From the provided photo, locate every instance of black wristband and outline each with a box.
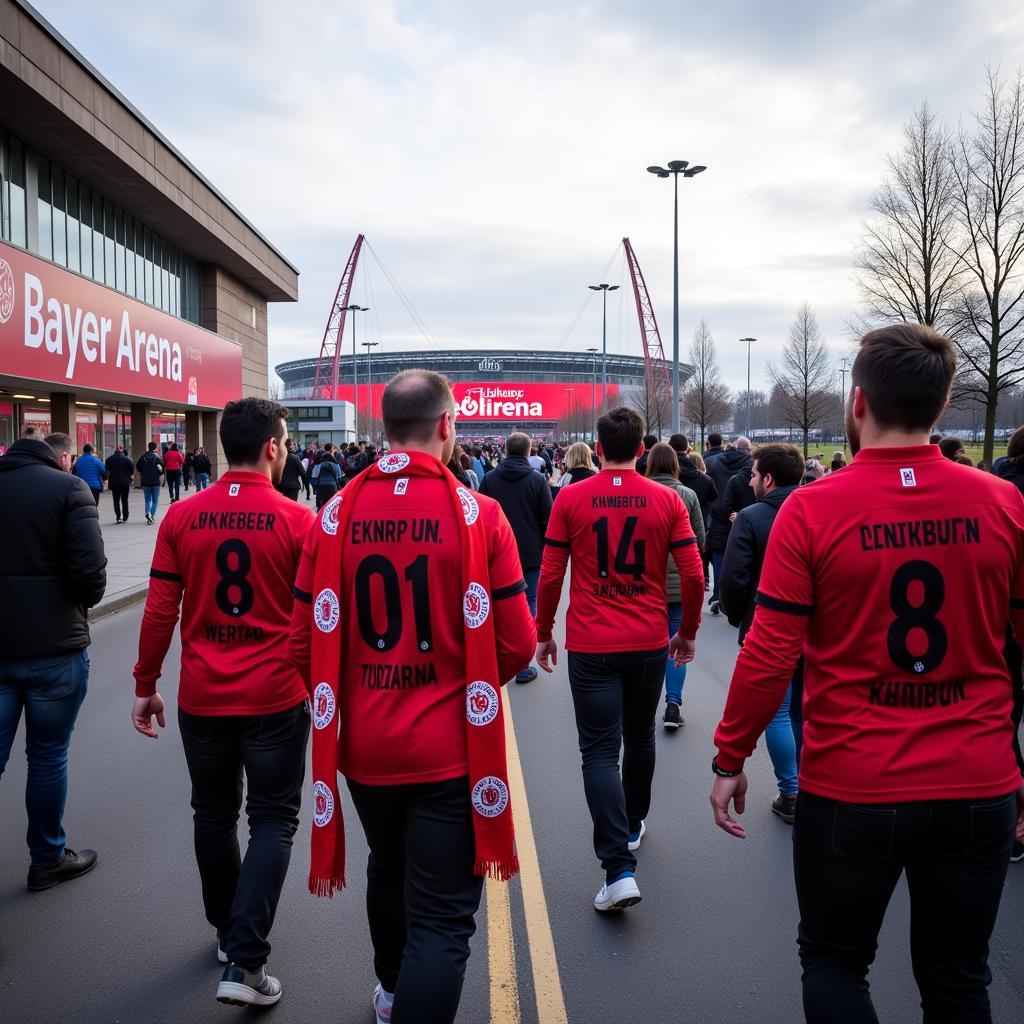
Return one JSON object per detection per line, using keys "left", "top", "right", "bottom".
{"left": 712, "top": 756, "right": 741, "bottom": 778}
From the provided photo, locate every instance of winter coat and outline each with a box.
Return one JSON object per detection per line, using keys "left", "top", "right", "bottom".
{"left": 995, "top": 456, "right": 1024, "bottom": 496}
{"left": 72, "top": 452, "right": 108, "bottom": 491}
{"left": 104, "top": 451, "right": 135, "bottom": 488}
{"left": 192, "top": 453, "right": 212, "bottom": 476}
{"left": 0, "top": 439, "right": 107, "bottom": 657}
{"left": 478, "top": 455, "right": 552, "bottom": 571}
{"left": 651, "top": 473, "right": 706, "bottom": 604}
{"left": 278, "top": 453, "right": 308, "bottom": 491}
{"left": 136, "top": 450, "right": 164, "bottom": 487}
{"left": 719, "top": 484, "right": 798, "bottom": 643}
{"left": 705, "top": 449, "right": 754, "bottom": 553}
{"left": 677, "top": 458, "right": 718, "bottom": 527}
{"left": 163, "top": 449, "right": 184, "bottom": 473}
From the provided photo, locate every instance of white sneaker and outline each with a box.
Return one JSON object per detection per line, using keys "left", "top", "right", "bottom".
{"left": 627, "top": 820, "right": 646, "bottom": 851}
{"left": 373, "top": 983, "right": 394, "bottom": 1023}
{"left": 217, "top": 945, "right": 227, "bottom": 964}
{"left": 594, "top": 874, "right": 642, "bottom": 912}
{"left": 216, "top": 964, "right": 283, "bottom": 1007}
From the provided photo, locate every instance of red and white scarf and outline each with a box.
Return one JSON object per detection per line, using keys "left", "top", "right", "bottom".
{"left": 306, "top": 450, "right": 519, "bottom": 897}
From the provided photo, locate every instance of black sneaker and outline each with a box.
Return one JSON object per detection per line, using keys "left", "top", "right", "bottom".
{"left": 709, "top": 599, "right": 720, "bottom": 616}
{"left": 771, "top": 793, "right": 797, "bottom": 825}
{"left": 216, "top": 964, "right": 283, "bottom": 1007}
{"left": 1011, "top": 841, "right": 1024, "bottom": 863}
{"left": 516, "top": 667, "right": 538, "bottom": 684}
{"left": 27, "top": 847, "right": 98, "bottom": 891}
{"left": 663, "top": 702, "right": 684, "bottom": 730}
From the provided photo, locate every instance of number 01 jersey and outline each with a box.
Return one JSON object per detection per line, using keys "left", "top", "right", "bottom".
{"left": 134, "top": 471, "right": 314, "bottom": 715}
{"left": 715, "top": 445, "right": 1024, "bottom": 802}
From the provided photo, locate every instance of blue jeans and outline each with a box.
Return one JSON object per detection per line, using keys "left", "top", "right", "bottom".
{"left": 0, "top": 650, "right": 90, "bottom": 866}
{"left": 710, "top": 550, "right": 724, "bottom": 603}
{"left": 765, "top": 682, "right": 798, "bottom": 796}
{"left": 143, "top": 485, "right": 161, "bottom": 517}
{"left": 664, "top": 602, "right": 687, "bottom": 704}
{"left": 195, "top": 472, "right": 210, "bottom": 490}
{"left": 516, "top": 568, "right": 540, "bottom": 681}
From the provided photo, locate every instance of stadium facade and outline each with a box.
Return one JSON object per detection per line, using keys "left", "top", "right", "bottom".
{"left": 276, "top": 349, "right": 692, "bottom": 441}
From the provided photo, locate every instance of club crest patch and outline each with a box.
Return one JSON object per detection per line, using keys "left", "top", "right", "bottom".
{"left": 229, "top": 483, "right": 241, "bottom": 496}
{"left": 900, "top": 468, "right": 916, "bottom": 488}
{"left": 312, "top": 682, "right": 336, "bottom": 729}
{"left": 463, "top": 582, "right": 490, "bottom": 629}
{"left": 394, "top": 478, "right": 409, "bottom": 495}
{"left": 314, "top": 588, "right": 340, "bottom": 633}
{"left": 378, "top": 452, "right": 410, "bottom": 473}
{"left": 457, "top": 486, "right": 480, "bottom": 526}
{"left": 320, "top": 493, "right": 343, "bottom": 535}
{"left": 466, "top": 680, "right": 499, "bottom": 727}
{"left": 312, "top": 781, "right": 335, "bottom": 827}
{"left": 472, "top": 776, "right": 509, "bottom": 818}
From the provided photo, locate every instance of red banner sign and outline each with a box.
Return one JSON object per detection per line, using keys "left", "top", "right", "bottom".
{"left": 0, "top": 241, "right": 243, "bottom": 408}
{"left": 324, "top": 381, "right": 619, "bottom": 421}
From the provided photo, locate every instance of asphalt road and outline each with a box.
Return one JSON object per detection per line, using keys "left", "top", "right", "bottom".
{"left": 1, "top": 602, "right": 1023, "bottom": 1023}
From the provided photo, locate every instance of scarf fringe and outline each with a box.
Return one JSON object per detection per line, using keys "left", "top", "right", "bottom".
{"left": 308, "top": 871, "right": 346, "bottom": 898}
{"left": 474, "top": 855, "right": 520, "bottom": 882}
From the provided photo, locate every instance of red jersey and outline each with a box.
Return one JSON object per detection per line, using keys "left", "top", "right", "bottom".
{"left": 536, "top": 468, "right": 704, "bottom": 652}
{"left": 163, "top": 449, "right": 184, "bottom": 472}
{"left": 134, "top": 471, "right": 313, "bottom": 715}
{"left": 714, "top": 445, "right": 1024, "bottom": 802}
{"left": 291, "top": 457, "right": 535, "bottom": 785}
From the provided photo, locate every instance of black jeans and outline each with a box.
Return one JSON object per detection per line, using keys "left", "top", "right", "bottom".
{"left": 178, "top": 702, "right": 309, "bottom": 971}
{"left": 166, "top": 470, "right": 181, "bottom": 501}
{"left": 567, "top": 646, "right": 668, "bottom": 880}
{"left": 1004, "top": 634, "right": 1024, "bottom": 773}
{"left": 110, "top": 485, "right": 129, "bottom": 521}
{"left": 794, "top": 790, "right": 1016, "bottom": 1024}
{"left": 315, "top": 484, "right": 337, "bottom": 510}
{"left": 279, "top": 486, "right": 300, "bottom": 502}
{"left": 347, "top": 775, "right": 483, "bottom": 1024}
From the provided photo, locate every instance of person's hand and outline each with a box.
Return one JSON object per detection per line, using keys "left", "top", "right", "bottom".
{"left": 536, "top": 640, "right": 558, "bottom": 673}
{"left": 729, "top": 511, "right": 738, "bottom": 523}
{"left": 669, "top": 632, "right": 696, "bottom": 666}
{"left": 710, "top": 772, "right": 749, "bottom": 839}
{"left": 1015, "top": 782, "right": 1024, "bottom": 842}
{"left": 132, "top": 694, "right": 166, "bottom": 739}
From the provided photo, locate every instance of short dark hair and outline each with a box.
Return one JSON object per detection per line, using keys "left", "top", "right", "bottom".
{"left": 220, "top": 397, "right": 289, "bottom": 465}
{"left": 598, "top": 406, "right": 644, "bottom": 463}
{"left": 1008, "top": 425, "right": 1024, "bottom": 461}
{"left": 170, "top": 443, "right": 179, "bottom": 451}
{"left": 938, "top": 436, "right": 964, "bottom": 460}
{"left": 708, "top": 432, "right": 723, "bottom": 448}
{"left": 643, "top": 434, "right": 658, "bottom": 450}
{"left": 148, "top": 441, "right": 158, "bottom": 451}
{"left": 82, "top": 443, "right": 93, "bottom": 454}
{"left": 753, "top": 443, "right": 805, "bottom": 487}
{"left": 646, "top": 442, "right": 680, "bottom": 478}
{"left": 853, "top": 324, "right": 955, "bottom": 431}
{"left": 382, "top": 369, "right": 454, "bottom": 444}
{"left": 929, "top": 432, "right": 942, "bottom": 445}
{"left": 506, "top": 431, "right": 531, "bottom": 458}
{"left": 668, "top": 433, "right": 689, "bottom": 453}
{"left": 44, "top": 432, "right": 73, "bottom": 458}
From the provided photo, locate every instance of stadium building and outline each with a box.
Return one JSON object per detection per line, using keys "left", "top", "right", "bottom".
{"left": 276, "top": 349, "right": 692, "bottom": 444}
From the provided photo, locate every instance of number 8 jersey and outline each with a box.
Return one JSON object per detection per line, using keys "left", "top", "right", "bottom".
{"left": 134, "top": 471, "right": 314, "bottom": 715}
{"left": 714, "top": 444, "right": 1024, "bottom": 802}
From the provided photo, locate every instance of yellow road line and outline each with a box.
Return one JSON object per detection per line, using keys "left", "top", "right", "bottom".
{"left": 502, "top": 698, "right": 569, "bottom": 1024}
{"left": 486, "top": 872, "right": 521, "bottom": 1023}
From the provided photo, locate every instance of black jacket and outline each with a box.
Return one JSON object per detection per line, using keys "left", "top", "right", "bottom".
{"left": 104, "top": 451, "right": 135, "bottom": 487}
{"left": 718, "top": 484, "right": 798, "bottom": 643}
{"left": 677, "top": 458, "right": 718, "bottom": 527}
{"left": 995, "top": 457, "right": 1024, "bottom": 496}
{"left": 193, "top": 453, "right": 212, "bottom": 476}
{"left": 0, "top": 440, "right": 107, "bottom": 657}
{"left": 136, "top": 450, "right": 164, "bottom": 486}
{"left": 705, "top": 449, "right": 754, "bottom": 553}
{"left": 278, "top": 452, "right": 308, "bottom": 491}
{"left": 479, "top": 455, "right": 552, "bottom": 571}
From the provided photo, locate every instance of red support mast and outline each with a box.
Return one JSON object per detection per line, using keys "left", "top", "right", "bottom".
{"left": 622, "top": 237, "right": 674, "bottom": 431}
{"left": 310, "top": 234, "right": 365, "bottom": 399}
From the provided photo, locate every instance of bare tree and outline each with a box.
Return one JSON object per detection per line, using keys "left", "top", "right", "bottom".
{"left": 853, "top": 102, "right": 965, "bottom": 336}
{"left": 949, "top": 68, "right": 1024, "bottom": 463}
{"left": 769, "top": 303, "right": 834, "bottom": 455}
{"left": 682, "top": 319, "right": 731, "bottom": 446}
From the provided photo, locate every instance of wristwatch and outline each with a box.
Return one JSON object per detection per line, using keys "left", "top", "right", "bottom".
{"left": 712, "top": 756, "right": 741, "bottom": 778}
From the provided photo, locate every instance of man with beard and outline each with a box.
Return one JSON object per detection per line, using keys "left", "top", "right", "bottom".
{"left": 130, "top": 399, "right": 314, "bottom": 1008}
{"left": 711, "top": 324, "right": 1024, "bottom": 1023}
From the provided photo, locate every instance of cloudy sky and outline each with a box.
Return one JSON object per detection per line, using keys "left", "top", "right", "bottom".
{"left": 33, "top": 0, "right": 1024, "bottom": 393}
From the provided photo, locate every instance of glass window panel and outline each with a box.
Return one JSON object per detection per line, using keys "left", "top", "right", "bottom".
{"left": 36, "top": 156, "right": 52, "bottom": 261}
{"left": 79, "top": 183, "right": 92, "bottom": 278}
{"left": 66, "top": 174, "right": 80, "bottom": 273}
{"left": 103, "top": 200, "right": 114, "bottom": 287}
{"left": 144, "top": 228, "right": 154, "bottom": 305}
{"left": 114, "top": 207, "right": 125, "bottom": 292}
{"left": 51, "top": 166, "right": 66, "bottom": 267}
{"left": 9, "top": 136, "right": 26, "bottom": 248}
{"left": 134, "top": 222, "right": 144, "bottom": 301}
{"left": 1, "top": 131, "right": 8, "bottom": 241}
{"left": 92, "top": 194, "right": 103, "bottom": 282}
{"left": 160, "top": 239, "right": 170, "bottom": 313}
{"left": 124, "top": 216, "right": 135, "bottom": 297}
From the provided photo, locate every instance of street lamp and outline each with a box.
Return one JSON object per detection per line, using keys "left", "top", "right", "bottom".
{"left": 363, "top": 341, "right": 379, "bottom": 445}
{"left": 563, "top": 386, "right": 576, "bottom": 444}
{"left": 588, "top": 283, "right": 619, "bottom": 410}
{"left": 341, "top": 304, "right": 368, "bottom": 438}
{"left": 838, "top": 357, "right": 850, "bottom": 452}
{"left": 740, "top": 337, "right": 756, "bottom": 437}
{"left": 586, "top": 347, "right": 598, "bottom": 441}
{"left": 646, "top": 159, "right": 707, "bottom": 433}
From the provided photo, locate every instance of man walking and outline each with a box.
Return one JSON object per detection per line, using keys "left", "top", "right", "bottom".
{"left": 711, "top": 324, "right": 1024, "bottom": 1023}
{"left": 72, "top": 443, "right": 108, "bottom": 505}
{"left": 193, "top": 447, "right": 212, "bottom": 490}
{"left": 535, "top": 406, "right": 704, "bottom": 911}
{"left": 105, "top": 444, "right": 135, "bottom": 524}
{"left": 479, "top": 431, "right": 552, "bottom": 683}
{"left": 705, "top": 436, "right": 753, "bottom": 614}
{"left": 163, "top": 443, "right": 184, "bottom": 502}
{"left": 0, "top": 431, "right": 106, "bottom": 891}
{"left": 276, "top": 439, "right": 308, "bottom": 502}
{"left": 131, "top": 399, "right": 314, "bottom": 1008}
{"left": 291, "top": 369, "right": 534, "bottom": 1024}
{"left": 136, "top": 441, "right": 164, "bottom": 524}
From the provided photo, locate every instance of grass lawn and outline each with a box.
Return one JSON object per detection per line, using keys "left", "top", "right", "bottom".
{"left": 804, "top": 443, "right": 1002, "bottom": 467}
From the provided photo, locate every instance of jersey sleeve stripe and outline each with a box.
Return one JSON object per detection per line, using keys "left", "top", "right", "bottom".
{"left": 1012, "top": 598, "right": 1024, "bottom": 609}
{"left": 756, "top": 591, "right": 813, "bottom": 616}
{"left": 492, "top": 579, "right": 528, "bottom": 601}
{"left": 669, "top": 537, "right": 698, "bottom": 549}
{"left": 292, "top": 585, "right": 313, "bottom": 604}
{"left": 544, "top": 537, "right": 570, "bottom": 549}
{"left": 149, "top": 568, "right": 182, "bottom": 582}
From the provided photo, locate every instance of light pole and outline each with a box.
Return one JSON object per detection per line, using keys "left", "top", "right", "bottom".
{"left": 740, "top": 337, "right": 756, "bottom": 437}
{"left": 363, "top": 341, "right": 379, "bottom": 445}
{"left": 563, "top": 386, "right": 576, "bottom": 444}
{"left": 646, "top": 159, "right": 707, "bottom": 433}
{"left": 838, "top": 357, "right": 849, "bottom": 452}
{"left": 586, "top": 347, "right": 598, "bottom": 441}
{"left": 588, "top": 283, "right": 619, "bottom": 410}
{"left": 341, "top": 304, "right": 368, "bottom": 438}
